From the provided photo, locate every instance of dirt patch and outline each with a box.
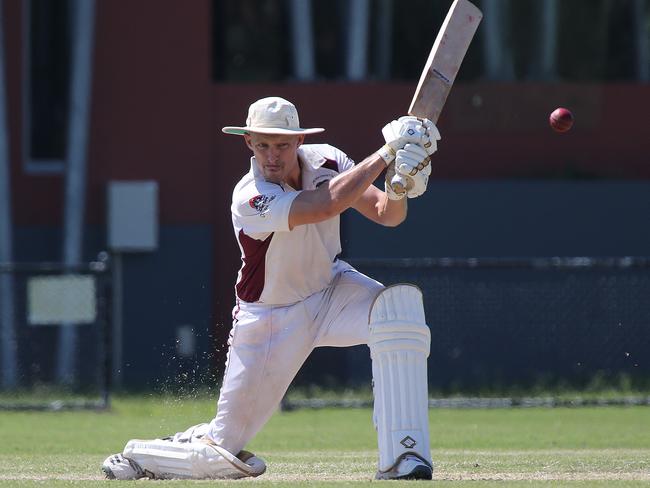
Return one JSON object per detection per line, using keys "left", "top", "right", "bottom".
{"left": 3, "top": 471, "right": 649, "bottom": 483}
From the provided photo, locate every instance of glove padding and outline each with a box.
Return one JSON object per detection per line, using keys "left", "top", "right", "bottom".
{"left": 414, "top": 117, "right": 441, "bottom": 156}
{"left": 379, "top": 116, "right": 438, "bottom": 164}
{"left": 392, "top": 143, "right": 431, "bottom": 199}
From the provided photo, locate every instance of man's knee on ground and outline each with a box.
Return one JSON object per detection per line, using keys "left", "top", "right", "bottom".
{"left": 123, "top": 437, "right": 266, "bottom": 480}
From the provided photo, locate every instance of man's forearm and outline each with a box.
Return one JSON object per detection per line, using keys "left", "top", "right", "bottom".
{"left": 377, "top": 191, "right": 407, "bottom": 226}
{"left": 323, "top": 152, "right": 387, "bottom": 215}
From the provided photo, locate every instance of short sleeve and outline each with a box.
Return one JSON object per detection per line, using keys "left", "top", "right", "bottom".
{"left": 338, "top": 154, "right": 355, "bottom": 173}
{"left": 232, "top": 188, "right": 301, "bottom": 234}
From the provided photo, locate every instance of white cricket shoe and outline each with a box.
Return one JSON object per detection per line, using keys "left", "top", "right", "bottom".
{"left": 102, "top": 453, "right": 147, "bottom": 480}
{"left": 375, "top": 454, "right": 433, "bottom": 480}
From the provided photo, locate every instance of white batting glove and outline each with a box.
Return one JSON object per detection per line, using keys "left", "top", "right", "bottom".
{"left": 377, "top": 116, "right": 428, "bottom": 165}
{"left": 401, "top": 116, "right": 441, "bottom": 156}
{"left": 394, "top": 143, "right": 432, "bottom": 198}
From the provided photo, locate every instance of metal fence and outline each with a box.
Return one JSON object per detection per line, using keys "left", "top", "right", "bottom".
{"left": 291, "top": 256, "right": 650, "bottom": 399}
{"left": 0, "top": 253, "right": 111, "bottom": 410}
{"left": 349, "top": 257, "right": 650, "bottom": 392}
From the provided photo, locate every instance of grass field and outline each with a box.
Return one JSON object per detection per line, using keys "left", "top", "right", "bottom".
{"left": 0, "top": 395, "right": 649, "bottom": 487}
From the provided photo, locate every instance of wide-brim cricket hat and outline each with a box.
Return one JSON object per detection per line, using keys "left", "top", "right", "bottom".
{"left": 222, "top": 97, "right": 325, "bottom": 136}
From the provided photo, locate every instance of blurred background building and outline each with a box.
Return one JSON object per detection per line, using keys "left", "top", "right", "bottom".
{"left": 0, "top": 0, "right": 649, "bottom": 396}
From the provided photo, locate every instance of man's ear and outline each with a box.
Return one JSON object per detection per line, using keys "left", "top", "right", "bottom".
{"left": 296, "top": 135, "right": 305, "bottom": 148}
{"left": 244, "top": 134, "right": 253, "bottom": 150}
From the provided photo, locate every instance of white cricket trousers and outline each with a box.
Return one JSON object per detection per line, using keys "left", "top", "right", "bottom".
{"left": 208, "top": 261, "right": 383, "bottom": 454}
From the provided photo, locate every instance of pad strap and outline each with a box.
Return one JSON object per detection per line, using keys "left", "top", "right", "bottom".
{"left": 123, "top": 436, "right": 266, "bottom": 479}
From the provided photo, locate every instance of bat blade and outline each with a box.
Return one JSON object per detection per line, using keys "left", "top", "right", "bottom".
{"left": 408, "top": 0, "right": 483, "bottom": 122}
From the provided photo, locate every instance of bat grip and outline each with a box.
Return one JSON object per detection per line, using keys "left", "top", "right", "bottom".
{"left": 390, "top": 173, "right": 408, "bottom": 195}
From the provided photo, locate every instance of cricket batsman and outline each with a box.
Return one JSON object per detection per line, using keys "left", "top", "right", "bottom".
{"left": 102, "top": 97, "right": 440, "bottom": 480}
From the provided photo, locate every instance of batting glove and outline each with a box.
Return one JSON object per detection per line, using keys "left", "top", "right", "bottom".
{"left": 404, "top": 117, "right": 440, "bottom": 156}
{"left": 377, "top": 116, "right": 428, "bottom": 165}
{"left": 394, "top": 143, "right": 432, "bottom": 199}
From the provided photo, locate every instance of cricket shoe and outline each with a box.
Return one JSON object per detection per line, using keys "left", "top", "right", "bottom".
{"left": 375, "top": 453, "right": 433, "bottom": 480}
{"left": 102, "top": 453, "right": 147, "bottom": 480}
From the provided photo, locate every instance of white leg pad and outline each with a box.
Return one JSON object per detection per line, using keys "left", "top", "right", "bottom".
{"left": 122, "top": 425, "right": 266, "bottom": 480}
{"left": 369, "top": 284, "right": 432, "bottom": 472}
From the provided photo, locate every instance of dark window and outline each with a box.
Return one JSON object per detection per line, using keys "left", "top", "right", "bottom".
{"left": 603, "top": 0, "right": 639, "bottom": 80}
{"left": 312, "top": 0, "right": 345, "bottom": 79}
{"left": 27, "top": 0, "right": 71, "bottom": 165}
{"left": 557, "top": 0, "right": 613, "bottom": 80}
{"left": 211, "top": 0, "right": 643, "bottom": 83}
{"left": 212, "top": 0, "right": 289, "bottom": 81}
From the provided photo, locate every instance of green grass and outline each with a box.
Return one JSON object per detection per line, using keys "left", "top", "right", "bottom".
{"left": 0, "top": 395, "right": 649, "bottom": 486}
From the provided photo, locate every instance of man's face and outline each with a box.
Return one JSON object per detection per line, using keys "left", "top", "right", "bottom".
{"left": 244, "top": 132, "right": 304, "bottom": 184}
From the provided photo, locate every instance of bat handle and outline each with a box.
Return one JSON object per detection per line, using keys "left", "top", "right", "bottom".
{"left": 390, "top": 173, "right": 408, "bottom": 195}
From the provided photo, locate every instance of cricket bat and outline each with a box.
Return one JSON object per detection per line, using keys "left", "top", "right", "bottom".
{"left": 391, "top": 0, "right": 482, "bottom": 193}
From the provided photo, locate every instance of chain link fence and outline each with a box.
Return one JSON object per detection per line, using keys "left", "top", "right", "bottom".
{"left": 286, "top": 257, "right": 650, "bottom": 408}
{"left": 0, "top": 254, "right": 111, "bottom": 410}
{"left": 349, "top": 257, "right": 650, "bottom": 392}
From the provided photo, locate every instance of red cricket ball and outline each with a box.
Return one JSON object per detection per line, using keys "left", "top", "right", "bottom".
{"left": 549, "top": 107, "right": 574, "bottom": 133}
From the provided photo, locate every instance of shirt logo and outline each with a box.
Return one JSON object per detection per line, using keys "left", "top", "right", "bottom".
{"left": 249, "top": 194, "right": 276, "bottom": 216}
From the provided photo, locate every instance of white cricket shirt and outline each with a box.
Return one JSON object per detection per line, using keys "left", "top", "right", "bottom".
{"left": 231, "top": 144, "right": 355, "bottom": 305}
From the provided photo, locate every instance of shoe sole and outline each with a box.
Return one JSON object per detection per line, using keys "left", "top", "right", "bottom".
{"left": 101, "top": 466, "right": 116, "bottom": 480}
{"left": 396, "top": 465, "right": 433, "bottom": 480}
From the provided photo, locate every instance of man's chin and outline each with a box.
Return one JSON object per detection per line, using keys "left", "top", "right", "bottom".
{"left": 263, "top": 172, "right": 283, "bottom": 184}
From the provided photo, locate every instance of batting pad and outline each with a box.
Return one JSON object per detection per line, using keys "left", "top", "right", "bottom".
{"left": 368, "top": 284, "right": 432, "bottom": 472}
{"left": 123, "top": 437, "right": 266, "bottom": 479}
